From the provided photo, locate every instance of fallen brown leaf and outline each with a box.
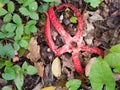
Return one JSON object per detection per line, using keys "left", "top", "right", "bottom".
{"left": 27, "top": 37, "right": 41, "bottom": 62}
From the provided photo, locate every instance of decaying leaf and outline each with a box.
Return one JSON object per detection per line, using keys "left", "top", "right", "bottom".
{"left": 61, "top": 54, "right": 75, "bottom": 80}
{"left": 27, "top": 37, "right": 44, "bottom": 77}
{"left": 34, "top": 62, "right": 44, "bottom": 77}
{"left": 85, "top": 57, "right": 96, "bottom": 76}
{"left": 27, "top": 37, "right": 40, "bottom": 62}
{"left": 52, "top": 57, "right": 61, "bottom": 77}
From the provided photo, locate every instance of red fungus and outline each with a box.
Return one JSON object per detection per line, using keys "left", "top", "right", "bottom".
{"left": 44, "top": 4, "right": 104, "bottom": 74}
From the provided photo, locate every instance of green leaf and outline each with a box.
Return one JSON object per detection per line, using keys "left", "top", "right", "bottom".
{"left": 0, "top": 32, "right": 6, "bottom": 38}
{"left": 19, "top": 39, "right": 28, "bottom": 49}
{"left": 26, "top": 65, "right": 38, "bottom": 75}
{"left": 104, "top": 52, "right": 120, "bottom": 68}
{"left": 38, "top": 4, "right": 49, "bottom": 12}
{"left": 3, "top": 13, "right": 12, "bottom": 22}
{"left": 113, "top": 65, "right": 120, "bottom": 72}
{"left": 0, "top": 0, "right": 10, "bottom": 4}
{"left": 110, "top": 44, "right": 120, "bottom": 53}
{"left": 44, "top": 0, "right": 55, "bottom": 2}
{"left": 23, "top": 0, "right": 34, "bottom": 7}
{"left": 4, "top": 44, "right": 15, "bottom": 58}
{"left": 13, "top": 14, "right": 22, "bottom": 25}
{"left": 5, "top": 60, "right": 13, "bottom": 67}
{"left": 2, "top": 86, "right": 12, "bottom": 90}
{"left": 84, "top": 0, "right": 103, "bottom": 8}
{"left": 6, "top": 32, "right": 14, "bottom": 38}
{"left": 14, "top": 73, "right": 24, "bottom": 90}
{"left": 19, "top": 7, "right": 29, "bottom": 16}
{"left": 0, "top": 60, "right": 5, "bottom": 69}
{"left": 2, "top": 66, "right": 16, "bottom": 80}
{"left": 29, "top": 2, "right": 38, "bottom": 11}
{"left": 25, "top": 20, "right": 37, "bottom": 34}
{"left": 7, "top": 1, "right": 15, "bottom": 13}
{"left": 14, "top": 42, "right": 20, "bottom": 50}
{"left": 15, "top": 25, "right": 23, "bottom": 40}
{"left": 29, "top": 12, "right": 39, "bottom": 20}
{"left": 0, "top": 7, "right": 8, "bottom": 16}
{"left": 0, "top": 44, "right": 5, "bottom": 57}
{"left": 22, "top": 61, "right": 29, "bottom": 70}
{"left": 5, "top": 23, "right": 16, "bottom": 32}
{"left": 89, "top": 57, "right": 115, "bottom": 90}
{"left": 15, "top": 0, "right": 23, "bottom": 4}
{"left": 70, "top": 16, "right": 77, "bottom": 23}
{"left": 66, "top": 79, "right": 81, "bottom": 90}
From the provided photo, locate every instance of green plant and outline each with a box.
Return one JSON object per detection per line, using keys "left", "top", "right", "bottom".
{"left": 2, "top": 86, "right": 12, "bottom": 90}
{"left": 84, "top": 0, "right": 103, "bottom": 8}
{"left": 66, "top": 79, "right": 81, "bottom": 90}
{"left": 70, "top": 16, "right": 77, "bottom": 23}
{"left": 2, "top": 61, "right": 38, "bottom": 90}
{"left": 0, "top": 1, "right": 14, "bottom": 22}
{"left": 0, "top": 0, "right": 10, "bottom": 4}
{"left": 17, "top": 0, "right": 39, "bottom": 20}
{"left": 89, "top": 44, "right": 120, "bottom": 90}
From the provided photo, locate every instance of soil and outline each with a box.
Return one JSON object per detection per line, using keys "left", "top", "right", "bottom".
{"left": 0, "top": 0, "right": 120, "bottom": 90}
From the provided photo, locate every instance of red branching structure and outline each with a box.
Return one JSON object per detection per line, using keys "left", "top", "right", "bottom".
{"left": 44, "top": 4, "right": 104, "bottom": 74}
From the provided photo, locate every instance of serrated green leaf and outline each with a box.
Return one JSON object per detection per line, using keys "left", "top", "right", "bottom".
{"left": 22, "top": 61, "right": 29, "bottom": 70}
{"left": 84, "top": 0, "right": 103, "bottom": 8}
{"left": 23, "top": 0, "right": 34, "bottom": 7}
{"left": 7, "top": 1, "right": 15, "bottom": 13}
{"left": 29, "top": 2, "right": 38, "bottom": 11}
{"left": 44, "top": 0, "right": 55, "bottom": 2}
{"left": 66, "top": 79, "right": 81, "bottom": 90}
{"left": 19, "top": 7, "right": 29, "bottom": 16}
{"left": 15, "top": 25, "right": 23, "bottom": 40}
{"left": 5, "top": 23, "right": 16, "bottom": 32}
{"left": 25, "top": 20, "right": 37, "bottom": 34}
{"left": 2, "top": 66, "right": 16, "bottom": 80}
{"left": 4, "top": 44, "right": 15, "bottom": 58}
{"left": 14, "top": 42, "right": 20, "bottom": 50}
{"left": 19, "top": 39, "right": 28, "bottom": 49}
{"left": 6, "top": 32, "right": 14, "bottom": 38}
{"left": 29, "top": 12, "right": 39, "bottom": 20}
{"left": 0, "top": 60, "right": 5, "bottom": 69}
{"left": 0, "top": 0, "right": 10, "bottom": 4}
{"left": 13, "top": 14, "right": 22, "bottom": 25}
{"left": 0, "top": 7, "right": 8, "bottom": 16}
{"left": 5, "top": 60, "right": 13, "bottom": 67}
{"left": 14, "top": 73, "right": 23, "bottom": 90}
{"left": 26, "top": 65, "right": 37, "bottom": 75}
{"left": 2, "top": 86, "right": 12, "bottom": 90}
{"left": 3, "top": 13, "right": 12, "bottom": 22}
{"left": 0, "top": 32, "right": 6, "bottom": 38}
{"left": 89, "top": 57, "right": 115, "bottom": 90}
{"left": 0, "top": 44, "right": 5, "bottom": 57}
{"left": 38, "top": 4, "right": 49, "bottom": 12}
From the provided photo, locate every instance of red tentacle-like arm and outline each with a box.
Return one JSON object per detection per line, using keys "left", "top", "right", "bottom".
{"left": 44, "top": 3, "right": 104, "bottom": 74}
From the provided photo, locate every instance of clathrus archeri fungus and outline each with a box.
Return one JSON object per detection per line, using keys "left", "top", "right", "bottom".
{"left": 44, "top": 4, "right": 104, "bottom": 74}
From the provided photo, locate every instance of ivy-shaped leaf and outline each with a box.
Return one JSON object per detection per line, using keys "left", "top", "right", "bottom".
{"left": 89, "top": 57, "right": 115, "bottom": 90}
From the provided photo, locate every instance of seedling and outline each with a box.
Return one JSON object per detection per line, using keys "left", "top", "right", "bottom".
{"left": 18, "top": 0, "right": 39, "bottom": 20}
{"left": 44, "top": 3, "right": 104, "bottom": 74}
{"left": 0, "top": 1, "right": 14, "bottom": 22}
{"left": 66, "top": 79, "right": 81, "bottom": 90}
{"left": 2, "top": 61, "right": 38, "bottom": 90}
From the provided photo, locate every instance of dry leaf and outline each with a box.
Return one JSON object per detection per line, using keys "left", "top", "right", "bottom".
{"left": 85, "top": 57, "right": 96, "bottom": 76}
{"left": 27, "top": 37, "right": 40, "bottom": 62}
{"left": 35, "top": 62, "right": 44, "bottom": 77}
{"left": 52, "top": 57, "right": 61, "bottom": 77}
